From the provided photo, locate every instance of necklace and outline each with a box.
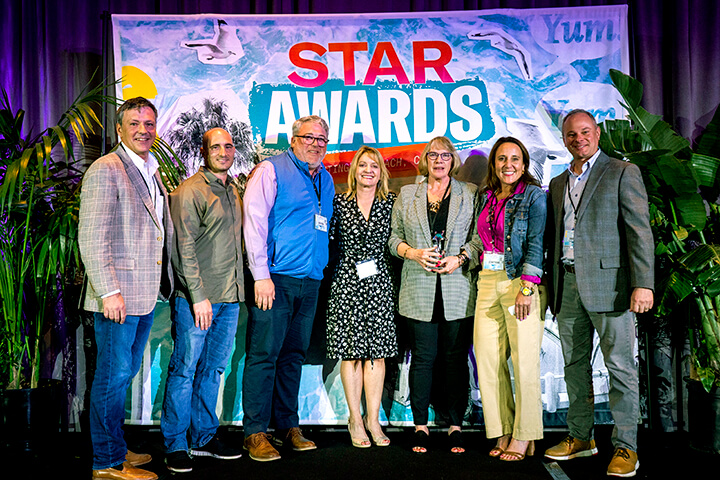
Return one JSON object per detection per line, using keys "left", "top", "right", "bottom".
{"left": 428, "top": 181, "right": 451, "bottom": 213}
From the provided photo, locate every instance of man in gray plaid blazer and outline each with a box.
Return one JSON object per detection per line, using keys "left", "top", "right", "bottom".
{"left": 544, "top": 109, "right": 654, "bottom": 478}
{"left": 80, "top": 97, "right": 173, "bottom": 480}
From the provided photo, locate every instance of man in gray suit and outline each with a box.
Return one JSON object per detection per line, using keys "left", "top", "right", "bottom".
{"left": 80, "top": 97, "right": 173, "bottom": 480}
{"left": 544, "top": 109, "right": 654, "bottom": 477}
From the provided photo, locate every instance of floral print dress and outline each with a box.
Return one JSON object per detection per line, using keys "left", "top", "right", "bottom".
{"left": 326, "top": 192, "right": 398, "bottom": 360}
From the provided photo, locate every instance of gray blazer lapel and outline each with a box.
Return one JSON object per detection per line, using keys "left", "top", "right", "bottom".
{"left": 445, "top": 178, "right": 462, "bottom": 240}
{"left": 576, "top": 152, "right": 610, "bottom": 221}
{"left": 117, "top": 147, "right": 162, "bottom": 230}
{"left": 413, "top": 180, "right": 432, "bottom": 245}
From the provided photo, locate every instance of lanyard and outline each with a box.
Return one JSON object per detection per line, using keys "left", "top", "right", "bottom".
{"left": 566, "top": 175, "right": 582, "bottom": 218}
{"left": 486, "top": 192, "right": 511, "bottom": 251}
{"left": 313, "top": 171, "right": 322, "bottom": 209}
{"left": 294, "top": 160, "right": 323, "bottom": 213}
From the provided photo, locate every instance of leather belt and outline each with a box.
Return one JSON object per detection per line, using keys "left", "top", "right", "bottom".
{"left": 563, "top": 263, "right": 576, "bottom": 274}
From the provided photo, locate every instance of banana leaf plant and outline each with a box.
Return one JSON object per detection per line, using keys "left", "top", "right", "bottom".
{"left": 600, "top": 68, "right": 720, "bottom": 392}
{"left": 0, "top": 80, "right": 185, "bottom": 390}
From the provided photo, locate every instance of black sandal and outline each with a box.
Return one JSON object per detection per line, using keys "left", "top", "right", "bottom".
{"left": 412, "top": 430, "right": 429, "bottom": 454}
{"left": 448, "top": 430, "right": 465, "bottom": 454}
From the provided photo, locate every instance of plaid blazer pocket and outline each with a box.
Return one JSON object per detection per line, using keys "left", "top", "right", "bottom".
{"left": 114, "top": 257, "right": 136, "bottom": 270}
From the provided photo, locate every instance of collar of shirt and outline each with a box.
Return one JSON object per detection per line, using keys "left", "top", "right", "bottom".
{"left": 288, "top": 147, "right": 326, "bottom": 179}
{"left": 199, "top": 165, "right": 234, "bottom": 188}
{"left": 121, "top": 142, "right": 159, "bottom": 180}
{"left": 484, "top": 180, "right": 527, "bottom": 201}
{"left": 567, "top": 148, "right": 601, "bottom": 183}
{"left": 121, "top": 143, "right": 164, "bottom": 233}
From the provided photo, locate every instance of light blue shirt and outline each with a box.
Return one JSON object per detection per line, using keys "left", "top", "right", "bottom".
{"left": 562, "top": 148, "right": 601, "bottom": 263}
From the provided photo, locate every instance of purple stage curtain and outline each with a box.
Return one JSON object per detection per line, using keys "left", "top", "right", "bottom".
{"left": 2, "top": 1, "right": 719, "bottom": 142}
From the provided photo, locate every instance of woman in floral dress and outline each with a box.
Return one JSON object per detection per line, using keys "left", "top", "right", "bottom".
{"left": 327, "top": 146, "right": 397, "bottom": 448}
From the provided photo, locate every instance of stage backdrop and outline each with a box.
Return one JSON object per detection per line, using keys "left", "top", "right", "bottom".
{"left": 111, "top": 6, "right": 631, "bottom": 427}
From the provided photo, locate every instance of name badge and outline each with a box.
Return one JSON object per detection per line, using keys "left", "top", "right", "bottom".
{"left": 314, "top": 214, "right": 328, "bottom": 232}
{"left": 482, "top": 251, "right": 505, "bottom": 271}
{"left": 563, "top": 229, "right": 574, "bottom": 248}
{"left": 355, "top": 259, "right": 379, "bottom": 279}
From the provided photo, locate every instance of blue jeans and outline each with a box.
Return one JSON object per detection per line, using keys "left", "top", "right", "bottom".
{"left": 161, "top": 296, "right": 239, "bottom": 453}
{"left": 90, "top": 310, "right": 155, "bottom": 470}
{"left": 242, "top": 274, "right": 320, "bottom": 436}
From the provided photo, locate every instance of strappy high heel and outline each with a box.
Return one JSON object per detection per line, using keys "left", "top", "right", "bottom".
{"left": 500, "top": 440, "right": 535, "bottom": 461}
{"left": 363, "top": 417, "right": 390, "bottom": 446}
{"left": 348, "top": 422, "right": 371, "bottom": 448}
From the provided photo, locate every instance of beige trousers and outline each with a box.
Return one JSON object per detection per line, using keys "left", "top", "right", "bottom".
{"left": 473, "top": 270, "right": 544, "bottom": 441}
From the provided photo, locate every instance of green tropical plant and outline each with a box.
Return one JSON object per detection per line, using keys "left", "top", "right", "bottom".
{"left": 600, "top": 68, "right": 720, "bottom": 392}
{"left": 0, "top": 81, "right": 115, "bottom": 389}
{"left": 0, "top": 80, "right": 185, "bottom": 390}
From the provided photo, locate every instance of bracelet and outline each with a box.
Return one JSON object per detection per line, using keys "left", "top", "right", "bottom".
{"left": 457, "top": 252, "right": 468, "bottom": 266}
{"left": 401, "top": 245, "right": 411, "bottom": 259}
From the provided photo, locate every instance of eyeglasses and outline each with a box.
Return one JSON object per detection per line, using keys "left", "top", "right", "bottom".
{"left": 427, "top": 152, "right": 453, "bottom": 162}
{"left": 295, "top": 135, "right": 329, "bottom": 147}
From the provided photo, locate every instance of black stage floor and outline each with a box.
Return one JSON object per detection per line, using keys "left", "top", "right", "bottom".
{"left": 6, "top": 425, "right": 720, "bottom": 479}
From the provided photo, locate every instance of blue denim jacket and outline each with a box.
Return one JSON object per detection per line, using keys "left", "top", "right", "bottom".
{"left": 478, "top": 184, "right": 547, "bottom": 281}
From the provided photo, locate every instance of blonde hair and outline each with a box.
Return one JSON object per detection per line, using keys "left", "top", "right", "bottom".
{"left": 417, "top": 136, "right": 461, "bottom": 177}
{"left": 345, "top": 146, "right": 390, "bottom": 201}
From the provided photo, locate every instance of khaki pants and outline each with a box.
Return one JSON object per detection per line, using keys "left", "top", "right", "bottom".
{"left": 473, "top": 270, "right": 544, "bottom": 441}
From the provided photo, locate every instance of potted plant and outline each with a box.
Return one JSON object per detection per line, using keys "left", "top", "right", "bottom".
{"left": 0, "top": 80, "right": 185, "bottom": 453}
{"left": 0, "top": 81, "right": 114, "bottom": 454}
{"left": 599, "top": 68, "right": 720, "bottom": 453}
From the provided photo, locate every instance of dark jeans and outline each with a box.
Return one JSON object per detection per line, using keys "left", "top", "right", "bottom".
{"left": 242, "top": 273, "right": 320, "bottom": 436}
{"left": 407, "top": 283, "right": 473, "bottom": 426}
{"left": 90, "top": 310, "right": 155, "bottom": 470}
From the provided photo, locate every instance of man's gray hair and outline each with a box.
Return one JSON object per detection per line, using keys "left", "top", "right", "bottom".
{"left": 292, "top": 115, "right": 329, "bottom": 137}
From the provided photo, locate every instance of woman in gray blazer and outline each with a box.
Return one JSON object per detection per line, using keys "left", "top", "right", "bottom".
{"left": 389, "top": 136, "right": 480, "bottom": 454}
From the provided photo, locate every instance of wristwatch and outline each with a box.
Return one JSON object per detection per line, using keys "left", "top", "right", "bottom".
{"left": 520, "top": 285, "right": 535, "bottom": 296}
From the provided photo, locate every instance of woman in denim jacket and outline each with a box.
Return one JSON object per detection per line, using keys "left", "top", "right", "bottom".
{"left": 473, "top": 136, "right": 547, "bottom": 462}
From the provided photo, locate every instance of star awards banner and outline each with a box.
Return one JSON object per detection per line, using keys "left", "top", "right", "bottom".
{"left": 113, "top": 6, "right": 628, "bottom": 188}
{"left": 112, "top": 5, "right": 628, "bottom": 426}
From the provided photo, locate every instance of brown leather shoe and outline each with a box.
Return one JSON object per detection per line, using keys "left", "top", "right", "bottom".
{"left": 273, "top": 427, "right": 317, "bottom": 451}
{"left": 125, "top": 450, "right": 151, "bottom": 467}
{"left": 607, "top": 447, "right": 639, "bottom": 477}
{"left": 544, "top": 435, "right": 598, "bottom": 460}
{"left": 244, "top": 432, "right": 281, "bottom": 462}
{"left": 92, "top": 461, "right": 158, "bottom": 480}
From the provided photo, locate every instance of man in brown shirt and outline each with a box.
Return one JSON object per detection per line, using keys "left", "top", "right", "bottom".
{"left": 161, "top": 128, "right": 244, "bottom": 473}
